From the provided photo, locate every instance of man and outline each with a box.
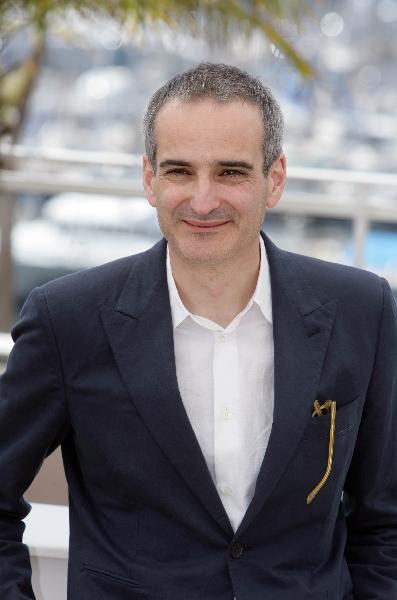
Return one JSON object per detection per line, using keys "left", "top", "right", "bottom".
{"left": 0, "top": 63, "right": 396, "bottom": 600}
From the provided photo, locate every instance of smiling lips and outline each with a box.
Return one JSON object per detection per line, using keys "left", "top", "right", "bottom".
{"left": 183, "top": 219, "right": 230, "bottom": 230}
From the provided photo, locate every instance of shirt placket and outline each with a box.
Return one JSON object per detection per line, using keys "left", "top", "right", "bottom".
{"left": 212, "top": 329, "right": 242, "bottom": 532}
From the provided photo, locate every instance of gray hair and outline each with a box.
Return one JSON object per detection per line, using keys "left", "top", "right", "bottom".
{"left": 143, "top": 62, "right": 284, "bottom": 176}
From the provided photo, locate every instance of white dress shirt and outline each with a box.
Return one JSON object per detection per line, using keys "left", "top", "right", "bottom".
{"left": 166, "top": 237, "right": 274, "bottom": 533}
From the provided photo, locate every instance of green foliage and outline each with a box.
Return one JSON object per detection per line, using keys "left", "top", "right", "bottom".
{"left": 0, "top": 0, "right": 315, "bottom": 76}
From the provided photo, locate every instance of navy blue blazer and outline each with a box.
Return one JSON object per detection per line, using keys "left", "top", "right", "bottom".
{"left": 0, "top": 233, "right": 396, "bottom": 599}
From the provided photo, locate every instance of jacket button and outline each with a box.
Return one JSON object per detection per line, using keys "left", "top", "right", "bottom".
{"left": 230, "top": 542, "right": 244, "bottom": 558}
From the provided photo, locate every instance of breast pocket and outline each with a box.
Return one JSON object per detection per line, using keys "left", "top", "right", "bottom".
{"left": 302, "top": 395, "right": 361, "bottom": 441}
{"left": 265, "top": 396, "right": 363, "bottom": 570}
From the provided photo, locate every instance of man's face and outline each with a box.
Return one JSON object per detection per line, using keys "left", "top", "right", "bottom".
{"left": 143, "top": 98, "right": 285, "bottom": 267}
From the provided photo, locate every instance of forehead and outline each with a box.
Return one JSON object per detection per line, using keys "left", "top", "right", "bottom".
{"left": 154, "top": 99, "right": 263, "bottom": 161}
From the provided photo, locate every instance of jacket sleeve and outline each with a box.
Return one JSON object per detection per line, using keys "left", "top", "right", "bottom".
{"left": 0, "top": 287, "right": 70, "bottom": 599}
{"left": 344, "top": 277, "right": 397, "bottom": 598}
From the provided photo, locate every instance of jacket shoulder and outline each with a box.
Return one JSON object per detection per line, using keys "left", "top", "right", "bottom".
{"left": 283, "top": 249, "right": 385, "bottom": 313}
{"left": 33, "top": 239, "right": 165, "bottom": 310}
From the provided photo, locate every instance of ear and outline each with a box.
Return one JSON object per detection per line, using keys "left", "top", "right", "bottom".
{"left": 266, "top": 153, "right": 286, "bottom": 209}
{"left": 143, "top": 154, "right": 157, "bottom": 207}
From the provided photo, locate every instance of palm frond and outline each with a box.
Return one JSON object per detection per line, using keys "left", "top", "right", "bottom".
{"left": 0, "top": 0, "right": 316, "bottom": 76}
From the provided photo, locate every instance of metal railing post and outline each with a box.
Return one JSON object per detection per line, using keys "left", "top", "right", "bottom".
{"left": 352, "top": 194, "right": 369, "bottom": 269}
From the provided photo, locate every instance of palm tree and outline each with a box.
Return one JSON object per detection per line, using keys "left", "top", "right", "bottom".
{"left": 0, "top": 0, "right": 315, "bottom": 330}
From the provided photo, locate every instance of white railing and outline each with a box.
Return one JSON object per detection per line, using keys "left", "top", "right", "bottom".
{"left": 2, "top": 143, "right": 397, "bottom": 185}
{"left": 0, "top": 169, "right": 143, "bottom": 197}
{"left": 23, "top": 502, "right": 69, "bottom": 600}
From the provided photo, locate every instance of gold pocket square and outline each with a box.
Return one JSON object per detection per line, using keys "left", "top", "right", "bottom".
{"left": 307, "top": 399, "right": 336, "bottom": 504}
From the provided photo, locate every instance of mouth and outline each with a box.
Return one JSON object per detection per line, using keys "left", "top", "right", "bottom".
{"left": 183, "top": 219, "right": 230, "bottom": 230}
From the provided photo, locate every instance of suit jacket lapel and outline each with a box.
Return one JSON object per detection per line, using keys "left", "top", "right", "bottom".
{"left": 236, "top": 234, "right": 338, "bottom": 537}
{"left": 100, "top": 239, "right": 233, "bottom": 536}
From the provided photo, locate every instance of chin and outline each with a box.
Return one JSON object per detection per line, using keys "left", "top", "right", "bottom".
{"left": 177, "top": 242, "right": 233, "bottom": 266}
{"left": 167, "top": 230, "right": 243, "bottom": 266}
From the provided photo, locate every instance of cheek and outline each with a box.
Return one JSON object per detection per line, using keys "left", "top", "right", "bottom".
{"left": 156, "top": 189, "right": 188, "bottom": 214}
{"left": 153, "top": 198, "right": 181, "bottom": 231}
{"left": 233, "top": 193, "right": 266, "bottom": 220}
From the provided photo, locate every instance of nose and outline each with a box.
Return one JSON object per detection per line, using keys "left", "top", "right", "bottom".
{"left": 189, "top": 176, "right": 221, "bottom": 216}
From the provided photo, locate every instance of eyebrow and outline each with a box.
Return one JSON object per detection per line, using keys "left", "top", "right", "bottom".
{"left": 218, "top": 161, "right": 253, "bottom": 170}
{"left": 158, "top": 159, "right": 254, "bottom": 170}
{"left": 158, "top": 160, "right": 190, "bottom": 169}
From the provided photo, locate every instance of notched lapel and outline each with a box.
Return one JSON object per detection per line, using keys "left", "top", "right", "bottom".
{"left": 99, "top": 241, "right": 232, "bottom": 536}
{"left": 237, "top": 237, "right": 338, "bottom": 536}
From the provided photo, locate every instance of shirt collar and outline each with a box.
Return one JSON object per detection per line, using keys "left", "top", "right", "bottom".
{"left": 167, "top": 250, "right": 190, "bottom": 328}
{"left": 166, "top": 236, "right": 273, "bottom": 330}
{"left": 253, "top": 236, "right": 273, "bottom": 324}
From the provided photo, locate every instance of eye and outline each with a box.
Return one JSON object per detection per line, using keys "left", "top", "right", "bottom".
{"left": 220, "top": 169, "right": 247, "bottom": 177}
{"left": 164, "top": 168, "right": 191, "bottom": 176}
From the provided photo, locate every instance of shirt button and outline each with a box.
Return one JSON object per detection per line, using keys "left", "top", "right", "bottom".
{"left": 222, "top": 408, "right": 231, "bottom": 420}
{"left": 216, "top": 332, "right": 228, "bottom": 341}
{"left": 230, "top": 542, "right": 244, "bottom": 559}
{"left": 221, "top": 486, "right": 233, "bottom": 496}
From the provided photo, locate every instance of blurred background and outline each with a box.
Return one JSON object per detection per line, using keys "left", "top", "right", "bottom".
{"left": 0, "top": 1, "right": 397, "bottom": 587}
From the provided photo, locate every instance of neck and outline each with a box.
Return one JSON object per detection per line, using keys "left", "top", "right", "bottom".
{"left": 169, "top": 240, "right": 261, "bottom": 328}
